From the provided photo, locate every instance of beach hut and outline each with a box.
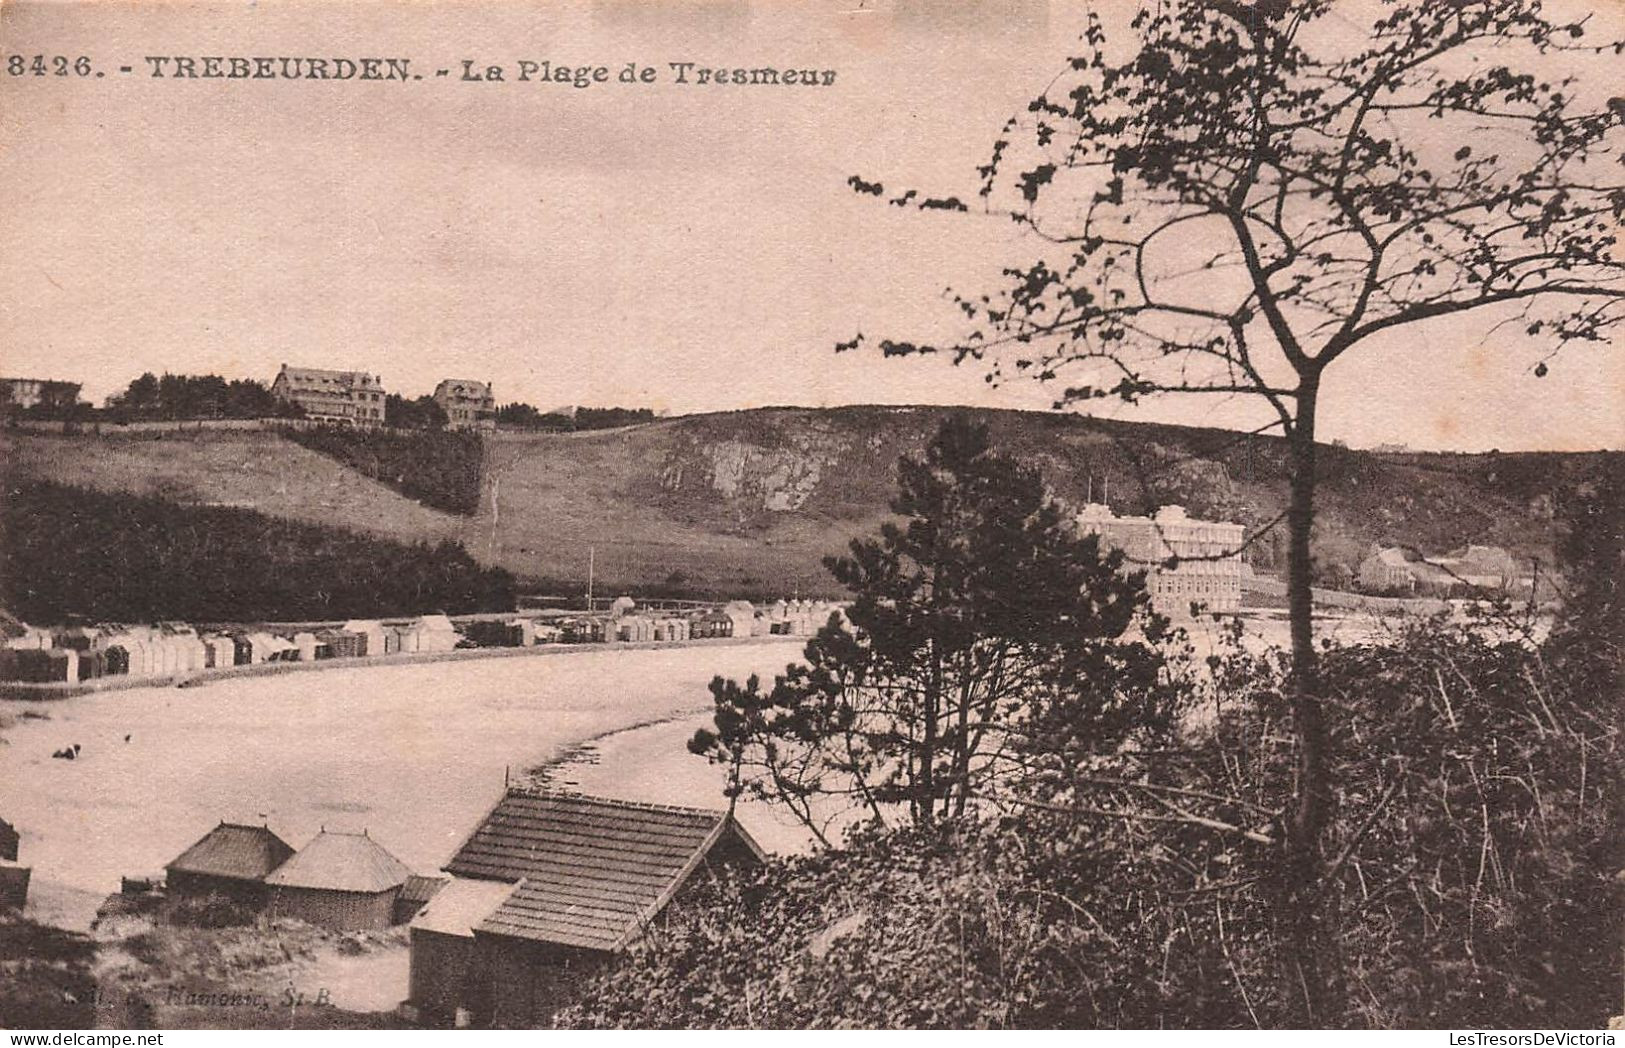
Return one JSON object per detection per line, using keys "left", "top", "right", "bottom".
{"left": 77, "top": 649, "right": 106, "bottom": 680}
{"left": 12, "top": 648, "right": 78, "bottom": 683}
{"left": 415, "top": 615, "right": 461, "bottom": 653}
{"left": 722, "top": 601, "right": 756, "bottom": 638}
{"left": 464, "top": 620, "right": 519, "bottom": 648}
{"left": 693, "top": 610, "right": 732, "bottom": 639}
{"left": 342, "top": 621, "right": 388, "bottom": 658}
{"left": 264, "top": 635, "right": 299, "bottom": 662}
{"left": 165, "top": 821, "right": 295, "bottom": 906}
{"left": 265, "top": 830, "right": 414, "bottom": 931}
{"left": 103, "top": 645, "right": 130, "bottom": 676}
{"left": 392, "top": 624, "right": 422, "bottom": 654}
{"left": 157, "top": 625, "right": 208, "bottom": 673}
{"left": 235, "top": 632, "right": 278, "bottom": 665}
{"left": 114, "top": 638, "right": 152, "bottom": 678}
{"left": 315, "top": 629, "right": 362, "bottom": 660}
{"left": 150, "top": 636, "right": 179, "bottom": 676}
{"left": 201, "top": 635, "right": 236, "bottom": 670}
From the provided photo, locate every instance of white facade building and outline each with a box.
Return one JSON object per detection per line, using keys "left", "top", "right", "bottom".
{"left": 1074, "top": 503, "right": 1246, "bottom": 615}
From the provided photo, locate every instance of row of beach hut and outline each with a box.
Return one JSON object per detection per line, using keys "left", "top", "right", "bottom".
{"left": 0, "top": 600, "right": 850, "bottom": 684}
{"left": 0, "top": 615, "right": 464, "bottom": 684}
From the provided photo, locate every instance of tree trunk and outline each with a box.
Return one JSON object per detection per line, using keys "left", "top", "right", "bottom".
{"left": 1280, "top": 380, "right": 1342, "bottom": 1024}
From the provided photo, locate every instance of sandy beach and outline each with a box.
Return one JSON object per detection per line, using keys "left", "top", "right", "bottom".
{"left": 0, "top": 637, "right": 803, "bottom": 930}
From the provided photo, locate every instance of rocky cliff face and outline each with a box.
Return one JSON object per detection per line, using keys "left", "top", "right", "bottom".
{"left": 661, "top": 435, "right": 842, "bottom": 513}
{"left": 634, "top": 406, "right": 1601, "bottom": 588}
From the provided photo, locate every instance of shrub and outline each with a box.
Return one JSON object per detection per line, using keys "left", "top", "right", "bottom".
{"left": 563, "top": 617, "right": 1620, "bottom": 1029}
{"left": 280, "top": 425, "right": 484, "bottom": 516}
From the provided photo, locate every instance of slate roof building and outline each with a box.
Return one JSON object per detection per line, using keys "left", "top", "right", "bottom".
{"left": 270, "top": 365, "right": 387, "bottom": 426}
{"left": 432, "top": 379, "right": 496, "bottom": 431}
{"left": 407, "top": 790, "right": 765, "bottom": 1027}
{"left": 265, "top": 829, "right": 414, "bottom": 931}
{"left": 165, "top": 822, "right": 295, "bottom": 905}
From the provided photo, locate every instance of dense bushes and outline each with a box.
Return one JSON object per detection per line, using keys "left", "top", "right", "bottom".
{"left": 561, "top": 617, "right": 1620, "bottom": 1029}
{"left": 1, "top": 480, "right": 515, "bottom": 622}
{"left": 280, "top": 425, "right": 484, "bottom": 516}
{"left": 495, "top": 403, "right": 655, "bottom": 431}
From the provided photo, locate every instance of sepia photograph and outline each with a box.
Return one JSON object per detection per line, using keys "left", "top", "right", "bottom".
{"left": 0, "top": 0, "right": 1621, "bottom": 1035}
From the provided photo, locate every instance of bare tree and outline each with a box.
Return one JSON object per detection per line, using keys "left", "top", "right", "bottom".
{"left": 845, "top": 0, "right": 1623, "bottom": 1023}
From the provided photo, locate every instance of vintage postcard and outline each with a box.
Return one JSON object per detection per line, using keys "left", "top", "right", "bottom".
{"left": 1, "top": 0, "right": 1620, "bottom": 1035}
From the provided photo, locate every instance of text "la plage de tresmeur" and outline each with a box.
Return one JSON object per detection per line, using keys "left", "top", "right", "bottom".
{"left": 134, "top": 56, "right": 837, "bottom": 87}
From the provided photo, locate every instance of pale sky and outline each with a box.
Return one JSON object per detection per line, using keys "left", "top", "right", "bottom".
{"left": 1, "top": 0, "right": 1620, "bottom": 451}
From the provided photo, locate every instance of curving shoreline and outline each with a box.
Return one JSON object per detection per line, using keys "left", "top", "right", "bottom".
{"left": 0, "top": 634, "right": 805, "bottom": 702}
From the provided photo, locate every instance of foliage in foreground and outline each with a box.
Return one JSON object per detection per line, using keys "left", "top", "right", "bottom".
{"left": 692, "top": 416, "right": 1168, "bottom": 842}
{"left": 0, "top": 913, "right": 99, "bottom": 1029}
{"left": 563, "top": 618, "right": 1620, "bottom": 1029}
{"left": 1, "top": 480, "right": 515, "bottom": 622}
{"left": 280, "top": 424, "right": 484, "bottom": 516}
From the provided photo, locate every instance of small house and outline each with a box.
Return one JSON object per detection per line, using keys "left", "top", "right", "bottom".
{"left": 265, "top": 829, "right": 414, "bottom": 931}
{"left": 165, "top": 821, "right": 295, "bottom": 905}
{"left": 407, "top": 790, "right": 765, "bottom": 1028}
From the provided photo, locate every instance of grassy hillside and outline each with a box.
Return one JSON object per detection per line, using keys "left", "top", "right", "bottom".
{"left": 2, "top": 409, "right": 1614, "bottom": 602}
{"left": 2, "top": 480, "right": 514, "bottom": 623}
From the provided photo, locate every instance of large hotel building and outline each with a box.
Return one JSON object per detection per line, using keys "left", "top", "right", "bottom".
{"left": 270, "top": 365, "right": 387, "bottom": 426}
{"left": 1074, "top": 503, "right": 1246, "bottom": 615}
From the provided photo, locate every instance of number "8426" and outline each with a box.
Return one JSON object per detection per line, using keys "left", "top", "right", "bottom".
{"left": 7, "top": 55, "right": 94, "bottom": 76}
